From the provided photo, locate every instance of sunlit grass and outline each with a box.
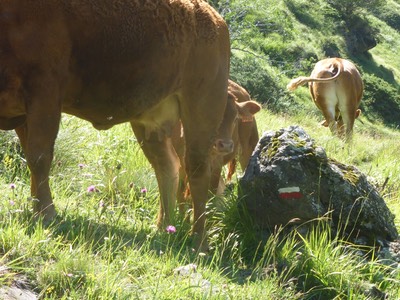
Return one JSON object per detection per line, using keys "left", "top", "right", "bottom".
{"left": 0, "top": 104, "right": 398, "bottom": 300}
{"left": 1, "top": 99, "right": 398, "bottom": 299}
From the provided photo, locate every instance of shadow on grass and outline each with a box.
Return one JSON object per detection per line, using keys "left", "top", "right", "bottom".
{"left": 10, "top": 206, "right": 205, "bottom": 266}
{"left": 353, "top": 53, "right": 398, "bottom": 86}
{"left": 42, "top": 213, "right": 193, "bottom": 257}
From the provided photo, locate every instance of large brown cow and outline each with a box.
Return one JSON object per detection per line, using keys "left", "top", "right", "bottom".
{"left": 0, "top": 0, "right": 230, "bottom": 251}
{"left": 174, "top": 80, "right": 261, "bottom": 213}
{"left": 287, "top": 58, "right": 363, "bottom": 141}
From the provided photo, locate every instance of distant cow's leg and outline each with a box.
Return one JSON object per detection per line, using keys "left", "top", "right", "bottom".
{"left": 345, "top": 117, "right": 355, "bottom": 142}
{"left": 131, "top": 122, "right": 180, "bottom": 228}
{"left": 336, "top": 115, "right": 346, "bottom": 140}
{"left": 15, "top": 95, "right": 61, "bottom": 221}
{"left": 338, "top": 95, "right": 356, "bottom": 142}
{"left": 311, "top": 82, "right": 340, "bottom": 137}
{"left": 320, "top": 114, "right": 336, "bottom": 135}
{"left": 340, "top": 110, "right": 355, "bottom": 142}
{"left": 318, "top": 98, "right": 337, "bottom": 136}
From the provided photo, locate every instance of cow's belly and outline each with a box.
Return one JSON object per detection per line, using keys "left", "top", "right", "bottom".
{"left": 62, "top": 66, "right": 181, "bottom": 128}
{"left": 63, "top": 85, "right": 180, "bottom": 134}
{"left": 0, "top": 91, "right": 27, "bottom": 129}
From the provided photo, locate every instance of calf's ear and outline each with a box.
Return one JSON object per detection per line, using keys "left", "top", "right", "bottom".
{"left": 236, "top": 101, "right": 262, "bottom": 116}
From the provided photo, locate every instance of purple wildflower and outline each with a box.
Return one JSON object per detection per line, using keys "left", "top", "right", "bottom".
{"left": 140, "top": 187, "right": 147, "bottom": 194}
{"left": 166, "top": 225, "right": 176, "bottom": 234}
{"left": 9, "top": 200, "right": 15, "bottom": 206}
{"left": 87, "top": 185, "right": 97, "bottom": 193}
{"left": 9, "top": 183, "right": 16, "bottom": 189}
{"left": 78, "top": 163, "right": 85, "bottom": 169}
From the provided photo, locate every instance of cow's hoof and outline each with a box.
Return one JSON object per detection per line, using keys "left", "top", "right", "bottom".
{"left": 191, "top": 232, "right": 209, "bottom": 254}
{"left": 42, "top": 212, "right": 57, "bottom": 225}
{"left": 32, "top": 200, "right": 57, "bottom": 223}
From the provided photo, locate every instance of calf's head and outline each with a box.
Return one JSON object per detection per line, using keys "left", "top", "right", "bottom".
{"left": 213, "top": 92, "right": 261, "bottom": 156}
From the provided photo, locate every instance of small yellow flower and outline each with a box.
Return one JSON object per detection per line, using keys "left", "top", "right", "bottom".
{"left": 46, "top": 286, "right": 55, "bottom": 294}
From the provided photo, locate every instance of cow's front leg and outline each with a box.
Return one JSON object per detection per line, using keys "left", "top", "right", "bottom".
{"left": 182, "top": 114, "right": 225, "bottom": 252}
{"left": 183, "top": 139, "right": 212, "bottom": 252}
{"left": 15, "top": 99, "right": 61, "bottom": 221}
{"left": 131, "top": 122, "right": 180, "bottom": 228}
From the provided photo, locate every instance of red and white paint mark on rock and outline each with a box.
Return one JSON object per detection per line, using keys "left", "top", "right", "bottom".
{"left": 278, "top": 187, "right": 303, "bottom": 199}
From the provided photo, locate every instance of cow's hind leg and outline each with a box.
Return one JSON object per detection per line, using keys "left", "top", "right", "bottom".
{"left": 336, "top": 115, "right": 346, "bottom": 140}
{"left": 320, "top": 108, "right": 337, "bottom": 136}
{"left": 338, "top": 102, "right": 356, "bottom": 143}
{"left": 316, "top": 89, "right": 338, "bottom": 136}
{"left": 130, "top": 122, "right": 180, "bottom": 229}
{"left": 15, "top": 105, "right": 61, "bottom": 221}
{"left": 171, "top": 123, "right": 192, "bottom": 219}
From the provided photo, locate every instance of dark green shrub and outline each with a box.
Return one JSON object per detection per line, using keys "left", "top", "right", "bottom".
{"left": 230, "top": 54, "right": 300, "bottom": 114}
{"left": 343, "top": 16, "right": 378, "bottom": 54}
{"left": 326, "top": 0, "right": 385, "bottom": 20}
{"left": 320, "top": 39, "right": 342, "bottom": 57}
{"left": 361, "top": 74, "right": 400, "bottom": 128}
{"left": 262, "top": 43, "right": 318, "bottom": 78}
{"left": 377, "top": 10, "right": 400, "bottom": 31}
{"left": 324, "top": 0, "right": 383, "bottom": 54}
{"left": 284, "top": 0, "right": 321, "bottom": 29}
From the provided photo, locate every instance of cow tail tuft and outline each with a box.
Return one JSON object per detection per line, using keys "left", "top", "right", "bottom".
{"left": 287, "top": 76, "right": 309, "bottom": 91}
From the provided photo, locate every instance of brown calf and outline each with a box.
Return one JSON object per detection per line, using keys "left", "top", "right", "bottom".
{"left": 287, "top": 58, "right": 363, "bottom": 141}
{"left": 227, "top": 80, "right": 261, "bottom": 173}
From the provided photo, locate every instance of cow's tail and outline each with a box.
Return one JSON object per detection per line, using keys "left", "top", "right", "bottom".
{"left": 287, "top": 61, "right": 343, "bottom": 91}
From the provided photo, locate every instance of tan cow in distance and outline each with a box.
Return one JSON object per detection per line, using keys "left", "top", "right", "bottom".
{"left": 174, "top": 80, "right": 261, "bottom": 214}
{"left": 0, "top": 0, "right": 230, "bottom": 251}
{"left": 287, "top": 58, "right": 363, "bottom": 141}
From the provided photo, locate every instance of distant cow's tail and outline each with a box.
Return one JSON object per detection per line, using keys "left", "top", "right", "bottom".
{"left": 287, "top": 61, "right": 343, "bottom": 91}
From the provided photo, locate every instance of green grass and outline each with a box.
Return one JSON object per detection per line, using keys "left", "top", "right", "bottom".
{"left": 0, "top": 109, "right": 399, "bottom": 299}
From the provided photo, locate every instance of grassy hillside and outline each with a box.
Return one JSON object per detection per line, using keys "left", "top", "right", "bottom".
{"left": 218, "top": 0, "right": 400, "bottom": 127}
{"left": 1, "top": 0, "right": 400, "bottom": 299}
